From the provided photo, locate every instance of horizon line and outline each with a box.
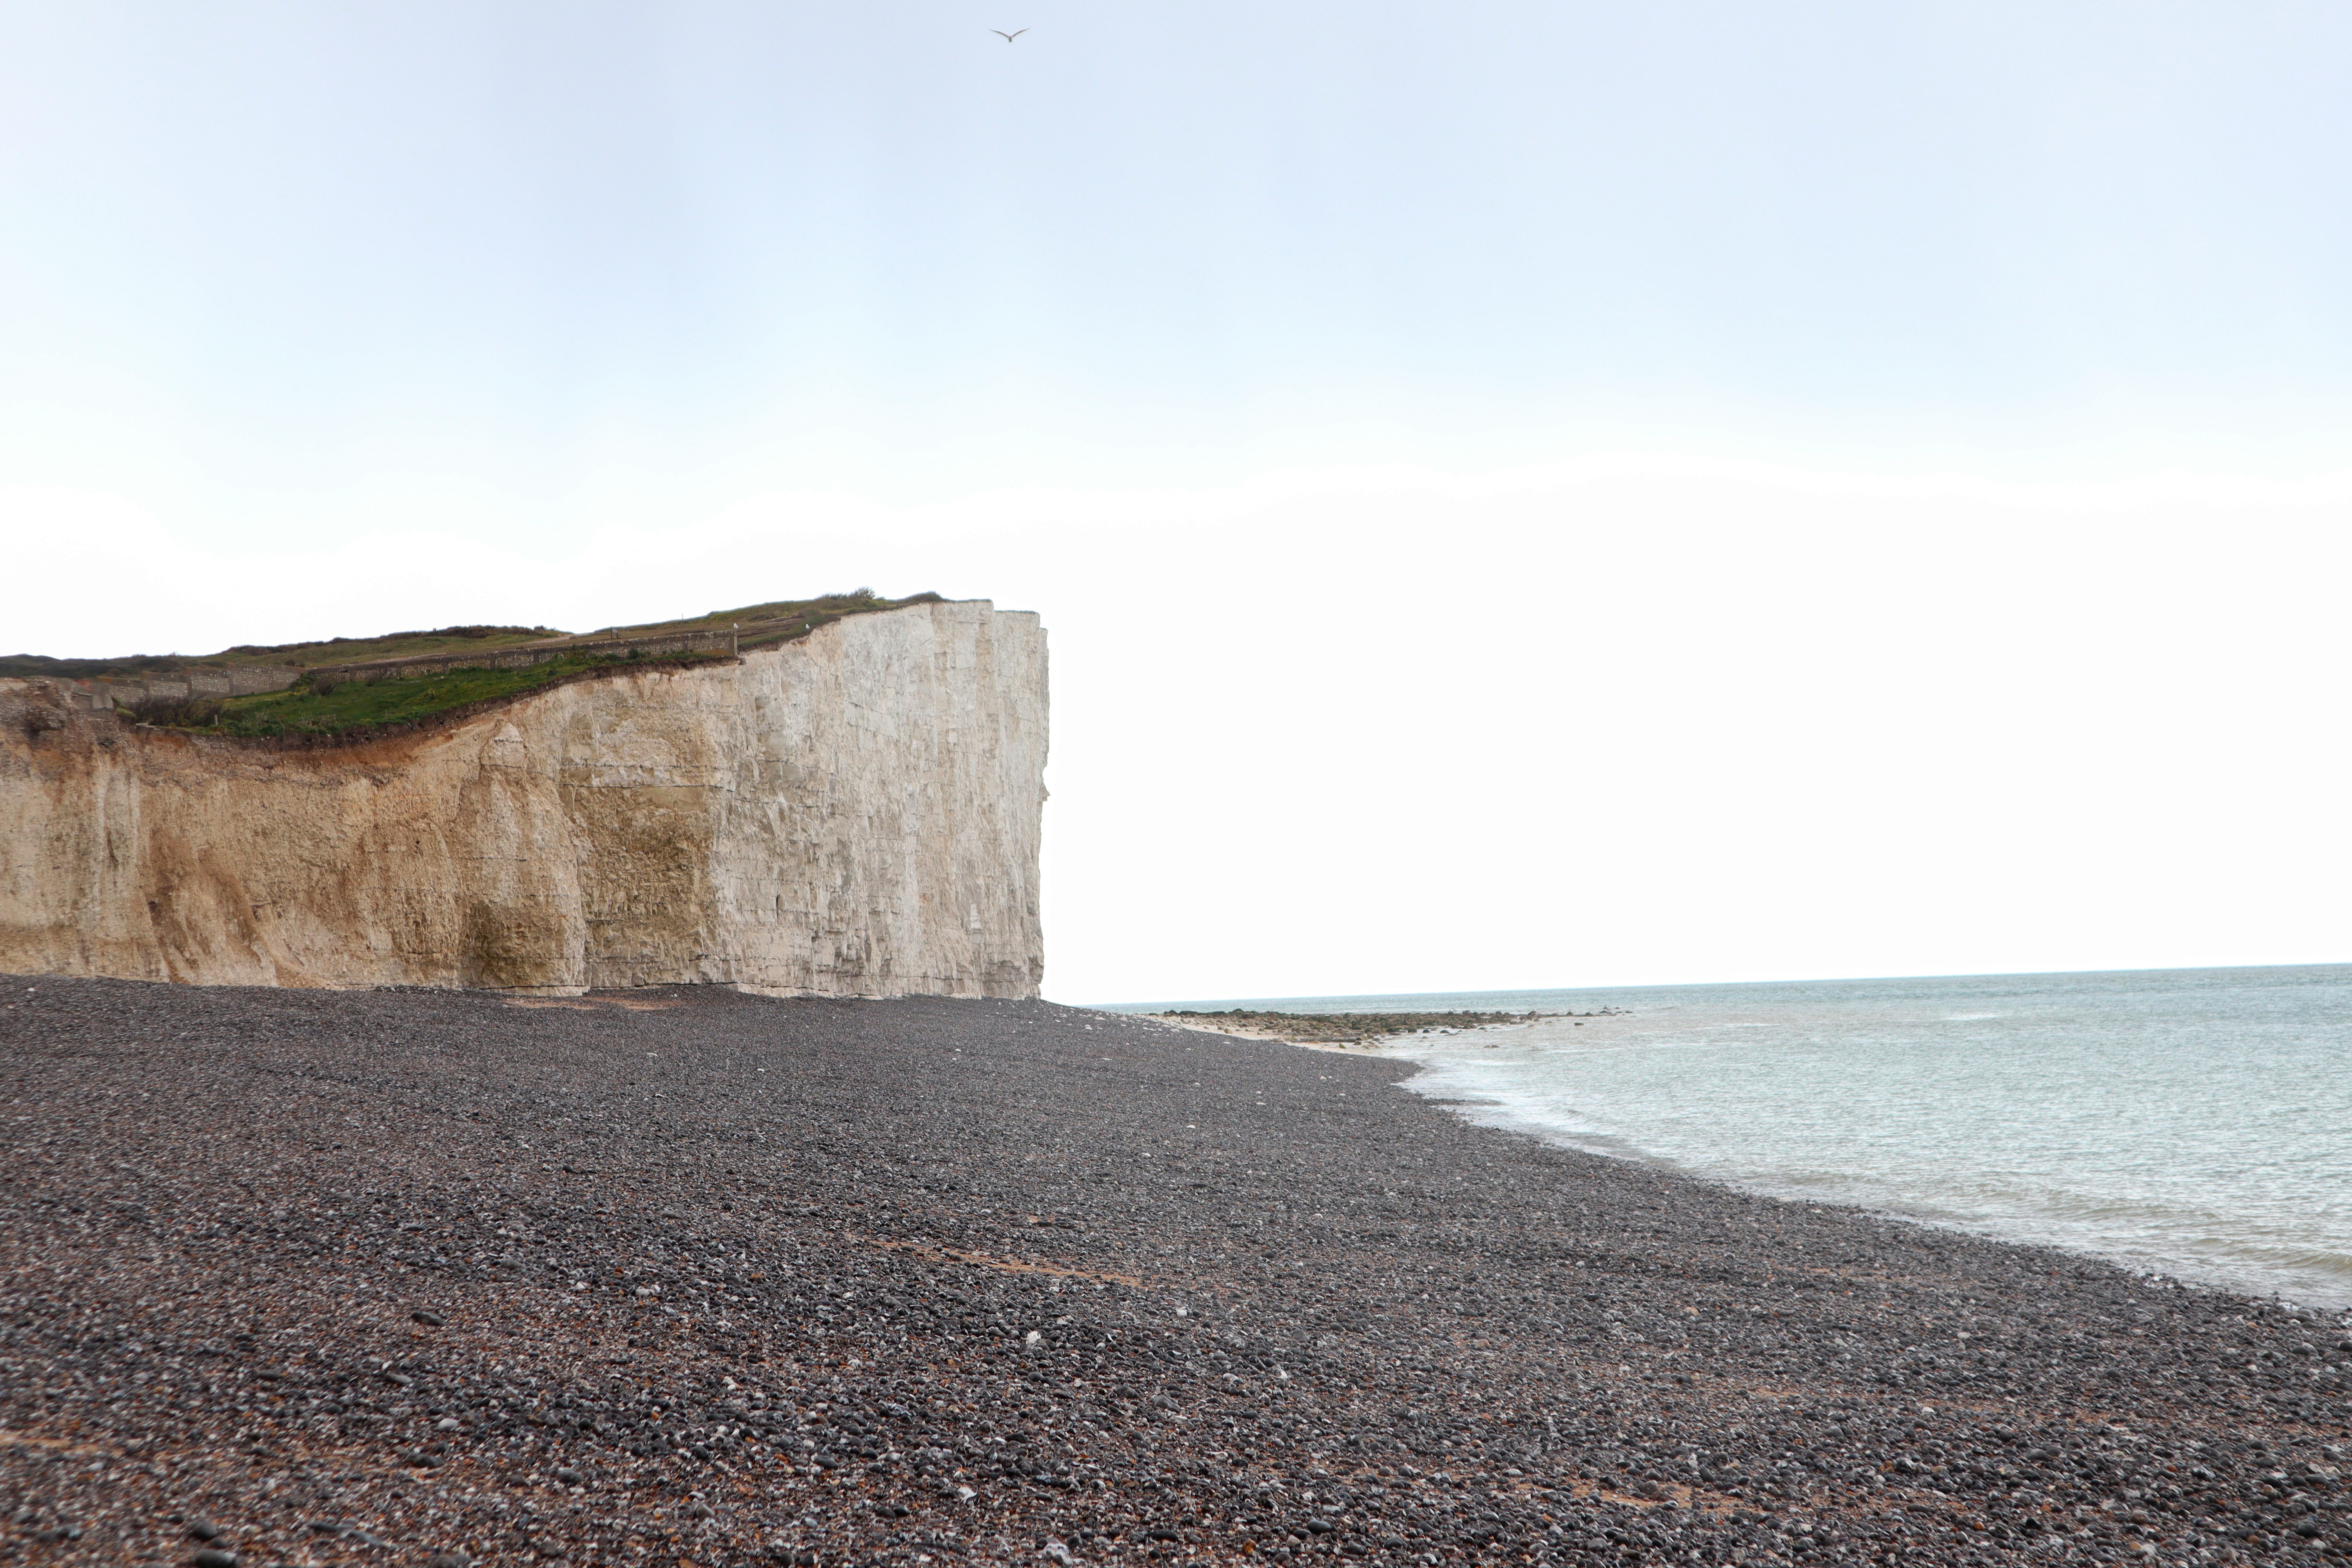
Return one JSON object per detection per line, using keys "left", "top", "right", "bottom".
{"left": 1078, "top": 957, "right": 2350, "bottom": 1011}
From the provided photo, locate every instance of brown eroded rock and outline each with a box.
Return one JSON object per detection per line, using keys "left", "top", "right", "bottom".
{"left": 0, "top": 599, "right": 1045, "bottom": 997}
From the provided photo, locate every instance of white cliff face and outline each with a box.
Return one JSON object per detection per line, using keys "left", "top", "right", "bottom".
{"left": 0, "top": 601, "right": 1046, "bottom": 996}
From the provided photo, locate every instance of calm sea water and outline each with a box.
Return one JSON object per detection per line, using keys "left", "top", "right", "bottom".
{"left": 1101, "top": 965, "right": 2352, "bottom": 1309}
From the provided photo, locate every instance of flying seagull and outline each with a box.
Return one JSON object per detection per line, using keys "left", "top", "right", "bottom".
{"left": 991, "top": 28, "right": 1027, "bottom": 41}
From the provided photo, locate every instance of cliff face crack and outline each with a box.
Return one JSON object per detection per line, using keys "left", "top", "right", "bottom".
{"left": 1, "top": 601, "right": 1047, "bottom": 1000}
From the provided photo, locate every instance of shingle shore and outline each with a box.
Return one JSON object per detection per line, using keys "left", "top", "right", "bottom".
{"left": 2, "top": 976, "right": 2346, "bottom": 1568}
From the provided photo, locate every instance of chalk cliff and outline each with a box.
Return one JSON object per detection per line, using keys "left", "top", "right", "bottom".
{"left": 0, "top": 600, "right": 1046, "bottom": 996}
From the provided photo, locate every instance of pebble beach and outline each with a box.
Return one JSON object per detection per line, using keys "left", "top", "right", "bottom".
{"left": 3, "top": 976, "right": 2346, "bottom": 1568}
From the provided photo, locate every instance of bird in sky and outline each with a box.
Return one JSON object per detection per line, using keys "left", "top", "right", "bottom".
{"left": 991, "top": 29, "right": 1027, "bottom": 42}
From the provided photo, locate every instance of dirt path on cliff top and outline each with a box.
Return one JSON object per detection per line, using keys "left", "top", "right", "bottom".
{"left": 2, "top": 977, "right": 2343, "bottom": 1568}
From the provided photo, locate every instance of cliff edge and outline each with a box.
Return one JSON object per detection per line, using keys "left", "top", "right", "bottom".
{"left": 0, "top": 599, "right": 1046, "bottom": 996}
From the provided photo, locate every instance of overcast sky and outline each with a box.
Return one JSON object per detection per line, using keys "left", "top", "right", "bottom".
{"left": 4, "top": 2, "right": 2348, "bottom": 1000}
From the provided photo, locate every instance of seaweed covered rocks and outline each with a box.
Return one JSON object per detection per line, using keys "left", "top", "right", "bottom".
{"left": 1144, "top": 1010, "right": 1621, "bottom": 1047}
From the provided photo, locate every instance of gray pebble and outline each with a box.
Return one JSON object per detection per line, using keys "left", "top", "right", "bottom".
{"left": 2, "top": 977, "right": 2335, "bottom": 1568}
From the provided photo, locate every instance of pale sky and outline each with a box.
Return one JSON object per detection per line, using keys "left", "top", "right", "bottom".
{"left": 4, "top": 2, "right": 2348, "bottom": 1001}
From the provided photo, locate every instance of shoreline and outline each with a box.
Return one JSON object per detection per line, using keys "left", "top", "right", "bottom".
{"left": 3, "top": 976, "right": 2346, "bottom": 1567}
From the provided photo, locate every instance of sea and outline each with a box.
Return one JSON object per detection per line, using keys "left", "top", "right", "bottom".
{"left": 1099, "top": 964, "right": 2352, "bottom": 1311}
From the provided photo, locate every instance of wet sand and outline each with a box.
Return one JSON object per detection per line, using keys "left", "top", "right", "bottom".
{"left": 2, "top": 976, "right": 2345, "bottom": 1567}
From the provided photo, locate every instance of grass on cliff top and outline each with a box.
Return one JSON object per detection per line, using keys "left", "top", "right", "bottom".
{"left": 142, "top": 650, "right": 735, "bottom": 737}
{"left": 0, "top": 624, "right": 562, "bottom": 681}
{"left": 580, "top": 589, "right": 944, "bottom": 650}
{"left": 123, "top": 589, "right": 950, "bottom": 735}
{"left": 3, "top": 588, "right": 945, "bottom": 682}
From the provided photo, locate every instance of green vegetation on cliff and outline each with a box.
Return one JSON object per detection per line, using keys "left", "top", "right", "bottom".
{"left": 0, "top": 624, "right": 560, "bottom": 681}
{"left": 143, "top": 649, "right": 736, "bottom": 737}
{"left": 1, "top": 589, "right": 938, "bottom": 684}
{"left": 597, "top": 589, "right": 942, "bottom": 652}
{"left": 76, "top": 589, "right": 942, "bottom": 737}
